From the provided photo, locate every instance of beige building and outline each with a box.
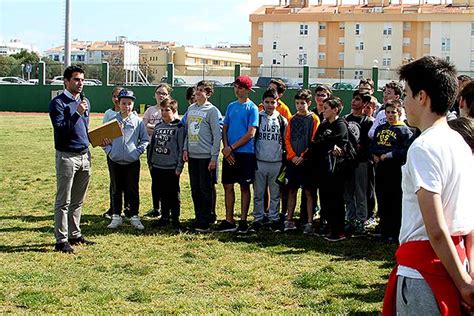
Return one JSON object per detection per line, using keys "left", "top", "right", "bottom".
{"left": 140, "top": 46, "right": 251, "bottom": 83}
{"left": 250, "top": 0, "right": 474, "bottom": 79}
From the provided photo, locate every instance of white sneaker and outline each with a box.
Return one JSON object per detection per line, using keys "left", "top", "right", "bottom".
{"left": 107, "top": 214, "right": 123, "bottom": 229}
{"left": 130, "top": 215, "right": 144, "bottom": 230}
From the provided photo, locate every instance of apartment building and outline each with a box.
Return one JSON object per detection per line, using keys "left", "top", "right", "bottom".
{"left": 250, "top": 0, "right": 474, "bottom": 79}
{"left": 0, "top": 39, "right": 38, "bottom": 56}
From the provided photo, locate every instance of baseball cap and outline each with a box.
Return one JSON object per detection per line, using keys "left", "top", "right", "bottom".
{"left": 118, "top": 89, "right": 136, "bottom": 100}
{"left": 233, "top": 75, "right": 254, "bottom": 91}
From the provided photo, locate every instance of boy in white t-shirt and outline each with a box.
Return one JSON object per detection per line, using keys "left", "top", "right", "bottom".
{"left": 382, "top": 56, "right": 474, "bottom": 315}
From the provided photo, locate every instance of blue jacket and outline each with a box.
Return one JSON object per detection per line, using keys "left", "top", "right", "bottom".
{"left": 104, "top": 113, "right": 149, "bottom": 164}
{"left": 49, "top": 93, "right": 90, "bottom": 153}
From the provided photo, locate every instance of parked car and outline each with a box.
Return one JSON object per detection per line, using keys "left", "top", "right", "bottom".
{"left": 160, "top": 76, "right": 188, "bottom": 86}
{"left": 0, "top": 77, "right": 33, "bottom": 85}
{"left": 309, "top": 82, "right": 325, "bottom": 89}
{"left": 207, "top": 79, "right": 224, "bottom": 87}
{"left": 27, "top": 79, "right": 39, "bottom": 84}
{"left": 85, "top": 79, "right": 102, "bottom": 85}
{"left": 331, "top": 82, "right": 355, "bottom": 90}
{"left": 255, "top": 77, "right": 300, "bottom": 89}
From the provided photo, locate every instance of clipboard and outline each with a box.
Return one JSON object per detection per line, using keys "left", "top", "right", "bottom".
{"left": 88, "top": 119, "right": 123, "bottom": 147}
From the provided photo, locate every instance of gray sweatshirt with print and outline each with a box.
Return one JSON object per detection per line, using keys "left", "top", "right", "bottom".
{"left": 184, "top": 101, "right": 222, "bottom": 161}
{"left": 255, "top": 111, "right": 287, "bottom": 162}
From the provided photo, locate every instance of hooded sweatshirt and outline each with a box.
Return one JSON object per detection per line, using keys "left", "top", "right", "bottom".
{"left": 148, "top": 118, "right": 185, "bottom": 173}
{"left": 103, "top": 112, "right": 149, "bottom": 164}
{"left": 184, "top": 101, "right": 222, "bottom": 162}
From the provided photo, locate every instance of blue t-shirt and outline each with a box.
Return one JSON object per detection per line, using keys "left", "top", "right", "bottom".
{"left": 224, "top": 99, "right": 259, "bottom": 153}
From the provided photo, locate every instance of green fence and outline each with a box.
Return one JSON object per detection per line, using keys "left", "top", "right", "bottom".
{"left": 0, "top": 62, "right": 381, "bottom": 116}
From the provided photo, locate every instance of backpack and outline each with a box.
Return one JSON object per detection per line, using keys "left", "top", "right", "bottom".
{"left": 339, "top": 116, "right": 368, "bottom": 170}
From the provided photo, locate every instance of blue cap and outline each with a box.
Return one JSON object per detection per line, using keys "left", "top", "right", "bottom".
{"left": 118, "top": 89, "right": 136, "bottom": 100}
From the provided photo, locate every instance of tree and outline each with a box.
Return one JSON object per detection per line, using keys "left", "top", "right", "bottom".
{"left": 11, "top": 49, "right": 40, "bottom": 64}
{"left": 0, "top": 56, "right": 20, "bottom": 77}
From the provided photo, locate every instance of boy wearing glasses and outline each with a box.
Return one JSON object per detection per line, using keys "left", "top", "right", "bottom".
{"left": 370, "top": 100, "right": 413, "bottom": 242}
{"left": 183, "top": 80, "right": 222, "bottom": 232}
{"left": 217, "top": 76, "right": 259, "bottom": 233}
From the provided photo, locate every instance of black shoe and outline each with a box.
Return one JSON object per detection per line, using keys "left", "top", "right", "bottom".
{"left": 214, "top": 220, "right": 237, "bottom": 233}
{"left": 171, "top": 220, "right": 182, "bottom": 230}
{"left": 68, "top": 236, "right": 96, "bottom": 246}
{"left": 103, "top": 208, "right": 113, "bottom": 219}
{"left": 194, "top": 222, "right": 211, "bottom": 233}
{"left": 324, "top": 234, "right": 346, "bottom": 242}
{"left": 270, "top": 221, "right": 282, "bottom": 233}
{"left": 248, "top": 221, "right": 263, "bottom": 233}
{"left": 237, "top": 220, "right": 249, "bottom": 234}
{"left": 54, "top": 242, "right": 74, "bottom": 253}
{"left": 145, "top": 208, "right": 161, "bottom": 218}
{"left": 153, "top": 217, "right": 170, "bottom": 227}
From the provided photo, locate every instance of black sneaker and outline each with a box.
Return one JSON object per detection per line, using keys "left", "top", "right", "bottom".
{"left": 145, "top": 208, "right": 161, "bottom": 218}
{"left": 153, "top": 217, "right": 170, "bottom": 227}
{"left": 194, "top": 223, "right": 211, "bottom": 233}
{"left": 54, "top": 242, "right": 74, "bottom": 253}
{"left": 237, "top": 220, "right": 249, "bottom": 234}
{"left": 68, "top": 236, "right": 96, "bottom": 246}
{"left": 324, "top": 234, "right": 346, "bottom": 242}
{"left": 269, "top": 221, "right": 282, "bottom": 233}
{"left": 248, "top": 221, "right": 263, "bottom": 233}
{"left": 214, "top": 220, "right": 237, "bottom": 233}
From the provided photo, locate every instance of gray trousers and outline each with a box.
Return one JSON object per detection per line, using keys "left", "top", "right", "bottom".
{"left": 344, "top": 161, "right": 368, "bottom": 222}
{"left": 396, "top": 275, "right": 441, "bottom": 315}
{"left": 253, "top": 160, "right": 282, "bottom": 222}
{"left": 54, "top": 150, "right": 91, "bottom": 243}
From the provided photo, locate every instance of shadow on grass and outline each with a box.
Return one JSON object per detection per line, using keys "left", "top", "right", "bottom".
{"left": 0, "top": 215, "right": 397, "bottom": 265}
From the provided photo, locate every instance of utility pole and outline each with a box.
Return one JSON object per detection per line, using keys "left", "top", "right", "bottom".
{"left": 64, "top": 0, "right": 71, "bottom": 67}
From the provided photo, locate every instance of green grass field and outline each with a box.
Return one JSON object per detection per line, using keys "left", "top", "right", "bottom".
{"left": 0, "top": 113, "right": 395, "bottom": 314}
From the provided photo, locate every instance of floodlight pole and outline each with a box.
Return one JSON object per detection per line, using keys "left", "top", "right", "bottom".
{"left": 64, "top": 0, "right": 71, "bottom": 67}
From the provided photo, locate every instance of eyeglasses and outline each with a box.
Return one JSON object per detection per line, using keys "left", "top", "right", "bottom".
{"left": 155, "top": 91, "right": 168, "bottom": 96}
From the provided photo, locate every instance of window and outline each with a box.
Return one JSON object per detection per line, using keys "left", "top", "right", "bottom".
{"left": 298, "top": 53, "right": 307, "bottom": 65}
{"left": 338, "top": 37, "right": 345, "bottom": 45}
{"left": 77, "top": 55, "right": 84, "bottom": 62}
{"left": 382, "top": 58, "right": 391, "bottom": 67}
{"left": 338, "top": 52, "right": 344, "bottom": 61}
{"left": 354, "top": 70, "right": 364, "bottom": 79}
{"left": 272, "top": 59, "right": 277, "bottom": 65}
{"left": 423, "top": 37, "right": 430, "bottom": 45}
{"left": 299, "top": 46, "right": 304, "bottom": 50}
{"left": 355, "top": 23, "right": 361, "bottom": 35}
{"left": 445, "top": 56, "right": 450, "bottom": 62}
{"left": 300, "top": 24, "right": 308, "bottom": 35}
{"left": 356, "top": 41, "right": 364, "bottom": 50}
{"left": 383, "top": 23, "right": 392, "bottom": 36}
{"left": 470, "top": 59, "right": 474, "bottom": 68}
{"left": 319, "top": 23, "right": 326, "bottom": 30}
{"left": 403, "top": 37, "right": 411, "bottom": 46}
{"left": 257, "top": 52, "right": 263, "bottom": 59}
{"left": 383, "top": 45, "right": 392, "bottom": 51}
{"left": 213, "top": 60, "right": 219, "bottom": 65}
{"left": 339, "top": 22, "right": 345, "bottom": 30}
{"left": 441, "top": 37, "right": 451, "bottom": 52}
{"left": 273, "top": 41, "right": 277, "bottom": 50}
{"left": 403, "top": 22, "right": 411, "bottom": 31}
{"left": 318, "top": 37, "right": 326, "bottom": 45}
{"left": 258, "top": 37, "right": 263, "bottom": 45}
{"left": 318, "top": 53, "right": 326, "bottom": 60}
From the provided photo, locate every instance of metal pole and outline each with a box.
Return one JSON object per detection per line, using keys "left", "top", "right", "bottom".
{"left": 64, "top": 0, "right": 71, "bottom": 67}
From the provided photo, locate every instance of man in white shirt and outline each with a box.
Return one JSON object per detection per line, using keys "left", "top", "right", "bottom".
{"left": 383, "top": 56, "right": 474, "bottom": 315}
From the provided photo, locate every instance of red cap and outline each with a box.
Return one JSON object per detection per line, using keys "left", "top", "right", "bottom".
{"left": 233, "top": 75, "right": 254, "bottom": 91}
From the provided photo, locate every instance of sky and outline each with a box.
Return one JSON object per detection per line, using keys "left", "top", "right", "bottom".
{"left": 0, "top": 0, "right": 448, "bottom": 54}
